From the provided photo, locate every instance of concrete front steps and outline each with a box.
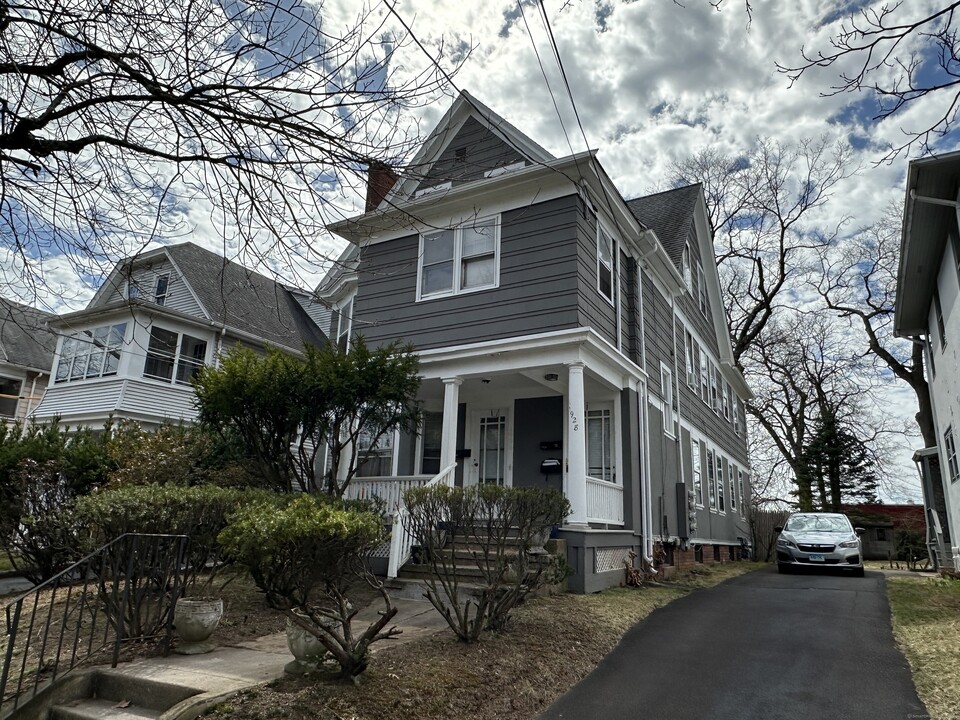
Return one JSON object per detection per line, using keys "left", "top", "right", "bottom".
{"left": 48, "top": 670, "right": 200, "bottom": 720}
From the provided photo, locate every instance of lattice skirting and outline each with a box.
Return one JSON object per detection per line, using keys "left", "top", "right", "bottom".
{"left": 594, "top": 546, "right": 633, "bottom": 574}
{"left": 370, "top": 540, "right": 391, "bottom": 559}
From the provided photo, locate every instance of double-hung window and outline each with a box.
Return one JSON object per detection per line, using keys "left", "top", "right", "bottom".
{"left": 418, "top": 216, "right": 500, "bottom": 299}
{"left": 587, "top": 406, "right": 614, "bottom": 482}
{"left": 691, "top": 440, "right": 703, "bottom": 506}
{"left": 684, "top": 330, "right": 696, "bottom": 387}
{"left": 357, "top": 426, "right": 395, "bottom": 478}
{"left": 946, "top": 427, "right": 959, "bottom": 483}
{"left": 738, "top": 470, "right": 745, "bottom": 516}
{"left": 728, "top": 464, "right": 736, "bottom": 512}
{"left": 697, "top": 263, "right": 707, "bottom": 315}
{"left": 707, "top": 449, "right": 717, "bottom": 509}
{"left": 734, "top": 398, "right": 742, "bottom": 435}
{"left": 0, "top": 377, "right": 22, "bottom": 417}
{"left": 660, "top": 364, "right": 675, "bottom": 438}
{"left": 143, "top": 327, "right": 207, "bottom": 385}
{"left": 699, "top": 349, "right": 709, "bottom": 402}
{"left": 682, "top": 244, "right": 693, "bottom": 293}
{"left": 154, "top": 274, "right": 170, "bottom": 306}
{"left": 597, "top": 225, "right": 617, "bottom": 304}
{"left": 717, "top": 455, "right": 725, "bottom": 512}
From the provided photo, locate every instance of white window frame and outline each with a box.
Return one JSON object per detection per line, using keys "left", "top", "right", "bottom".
{"left": 697, "top": 262, "right": 707, "bottom": 315}
{"left": 0, "top": 376, "right": 22, "bottom": 418}
{"left": 738, "top": 470, "right": 746, "bottom": 517}
{"left": 154, "top": 274, "right": 170, "bottom": 306}
{"left": 728, "top": 464, "right": 736, "bottom": 512}
{"left": 142, "top": 326, "right": 208, "bottom": 385}
{"left": 946, "top": 426, "right": 960, "bottom": 484}
{"left": 660, "top": 363, "right": 676, "bottom": 438}
{"left": 336, "top": 295, "right": 354, "bottom": 352}
{"left": 682, "top": 243, "right": 693, "bottom": 294}
{"left": 586, "top": 403, "right": 616, "bottom": 483}
{"left": 717, "top": 453, "right": 726, "bottom": 514}
{"left": 597, "top": 223, "right": 618, "bottom": 306}
{"left": 734, "top": 397, "right": 742, "bottom": 436}
{"left": 691, "top": 439, "right": 703, "bottom": 508}
{"left": 54, "top": 323, "right": 127, "bottom": 384}
{"left": 707, "top": 448, "right": 717, "bottom": 510}
{"left": 699, "top": 345, "right": 709, "bottom": 403}
{"left": 416, "top": 215, "right": 501, "bottom": 301}
{"left": 356, "top": 425, "right": 396, "bottom": 478}
{"left": 684, "top": 329, "right": 696, "bottom": 388}
{"left": 723, "top": 381, "right": 732, "bottom": 421}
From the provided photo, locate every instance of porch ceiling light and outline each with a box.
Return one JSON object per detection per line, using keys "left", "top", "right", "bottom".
{"left": 544, "top": 373, "right": 559, "bottom": 381}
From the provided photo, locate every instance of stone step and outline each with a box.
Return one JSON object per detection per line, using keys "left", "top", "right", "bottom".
{"left": 50, "top": 698, "right": 160, "bottom": 720}
{"left": 92, "top": 670, "right": 201, "bottom": 712}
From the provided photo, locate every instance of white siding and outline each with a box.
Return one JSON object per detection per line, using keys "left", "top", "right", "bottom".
{"left": 97, "top": 258, "right": 204, "bottom": 317}
{"left": 116, "top": 379, "right": 197, "bottom": 423}
{"left": 31, "top": 377, "right": 196, "bottom": 425}
{"left": 32, "top": 379, "right": 125, "bottom": 420}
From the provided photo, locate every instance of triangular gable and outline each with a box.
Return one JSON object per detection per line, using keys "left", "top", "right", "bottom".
{"left": 384, "top": 90, "right": 555, "bottom": 207}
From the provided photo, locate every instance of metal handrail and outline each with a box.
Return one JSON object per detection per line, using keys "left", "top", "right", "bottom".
{"left": 1, "top": 533, "right": 189, "bottom": 717}
{"left": 387, "top": 464, "right": 456, "bottom": 578}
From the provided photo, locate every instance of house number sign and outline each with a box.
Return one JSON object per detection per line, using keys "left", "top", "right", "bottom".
{"left": 569, "top": 409, "right": 579, "bottom": 431}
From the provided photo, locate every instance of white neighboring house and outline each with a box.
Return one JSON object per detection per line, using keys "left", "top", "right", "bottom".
{"left": 0, "top": 298, "right": 57, "bottom": 422}
{"left": 896, "top": 151, "right": 960, "bottom": 568}
{"left": 31, "top": 242, "right": 328, "bottom": 429}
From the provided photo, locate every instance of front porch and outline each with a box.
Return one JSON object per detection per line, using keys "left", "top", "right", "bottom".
{"left": 344, "top": 329, "right": 646, "bottom": 592}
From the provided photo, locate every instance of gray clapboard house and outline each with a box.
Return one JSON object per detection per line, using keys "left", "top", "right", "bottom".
{"left": 0, "top": 298, "right": 58, "bottom": 422}
{"left": 31, "top": 242, "right": 327, "bottom": 429}
{"left": 329, "top": 91, "right": 753, "bottom": 592}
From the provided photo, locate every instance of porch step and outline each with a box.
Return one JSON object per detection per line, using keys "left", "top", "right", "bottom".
{"left": 48, "top": 669, "right": 202, "bottom": 720}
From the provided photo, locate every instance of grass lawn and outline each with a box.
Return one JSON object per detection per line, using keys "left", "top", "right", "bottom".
{"left": 0, "top": 553, "right": 17, "bottom": 573}
{"left": 888, "top": 576, "right": 960, "bottom": 720}
{"left": 202, "top": 562, "right": 765, "bottom": 720}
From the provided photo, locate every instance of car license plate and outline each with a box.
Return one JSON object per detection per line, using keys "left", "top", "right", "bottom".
{"left": 808, "top": 553, "right": 825, "bottom": 562}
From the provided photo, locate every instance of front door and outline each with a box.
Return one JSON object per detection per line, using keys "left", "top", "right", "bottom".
{"left": 467, "top": 409, "right": 512, "bottom": 486}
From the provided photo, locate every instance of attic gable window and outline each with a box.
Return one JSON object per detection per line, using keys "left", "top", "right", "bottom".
{"left": 154, "top": 274, "right": 169, "bottom": 306}
{"left": 417, "top": 216, "right": 500, "bottom": 300}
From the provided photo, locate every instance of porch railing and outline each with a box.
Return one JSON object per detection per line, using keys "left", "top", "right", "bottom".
{"left": 586, "top": 477, "right": 624, "bottom": 525}
{"left": 345, "top": 475, "right": 432, "bottom": 512}
{"left": 1, "top": 533, "right": 189, "bottom": 717}
{"left": 388, "top": 463, "right": 457, "bottom": 578}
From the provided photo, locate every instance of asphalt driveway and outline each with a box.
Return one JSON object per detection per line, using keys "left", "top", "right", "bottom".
{"left": 539, "top": 566, "right": 927, "bottom": 720}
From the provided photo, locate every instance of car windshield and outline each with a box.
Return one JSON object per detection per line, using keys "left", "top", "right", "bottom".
{"left": 784, "top": 515, "right": 851, "bottom": 533}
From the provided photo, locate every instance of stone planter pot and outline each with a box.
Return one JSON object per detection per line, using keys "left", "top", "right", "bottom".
{"left": 528, "top": 529, "right": 550, "bottom": 555}
{"left": 284, "top": 611, "right": 335, "bottom": 675}
{"left": 173, "top": 597, "right": 223, "bottom": 655}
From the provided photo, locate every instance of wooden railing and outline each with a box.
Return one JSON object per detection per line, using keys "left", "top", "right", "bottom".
{"left": 345, "top": 476, "right": 432, "bottom": 512}
{"left": 585, "top": 477, "right": 624, "bottom": 525}
{"left": 387, "top": 464, "right": 457, "bottom": 578}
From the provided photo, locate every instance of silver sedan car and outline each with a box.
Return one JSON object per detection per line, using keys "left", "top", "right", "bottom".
{"left": 775, "top": 512, "right": 865, "bottom": 577}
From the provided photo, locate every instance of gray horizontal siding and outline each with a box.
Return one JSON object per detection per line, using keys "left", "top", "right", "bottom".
{"left": 416, "top": 117, "right": 526, "bottom": 194}
{"left": 353, "top": 195, "right": 582, "bottom": 350}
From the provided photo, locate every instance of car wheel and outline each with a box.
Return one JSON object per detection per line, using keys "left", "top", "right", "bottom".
{"left": 778, "top": 563, "right": 791, "bottom": 574}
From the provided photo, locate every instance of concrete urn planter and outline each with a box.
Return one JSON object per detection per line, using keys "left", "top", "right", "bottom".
{"left": 173, "top": 598, "right": 223, "bottom": 655}
{"left": 284, "top": 610, "right": 335, "bottom": 675}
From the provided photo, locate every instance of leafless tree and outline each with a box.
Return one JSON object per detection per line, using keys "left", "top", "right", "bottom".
{"left": 815, "top": 202, "right": 936, "bottom": 447}
{"left": 671, "top": 137, "right": 856, "bottom": 369}
{"left": 0, "top": 0, "right": 461, "bottom": 307}
{"left": 778, "top": 3, "right": 960, "bottom": 160}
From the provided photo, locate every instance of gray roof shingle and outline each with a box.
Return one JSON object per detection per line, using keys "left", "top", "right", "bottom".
{"left": 164, "top": 243, "right": 327, "bottom": 351}
{"left": 625, "top": 184, "right": 702, "bottom": 269}
{"left": 0, "top": 298, "right": 57, "bottom": 372}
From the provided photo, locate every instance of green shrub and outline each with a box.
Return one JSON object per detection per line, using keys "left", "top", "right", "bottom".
{"left": 75, "top": 483, "right": 278, "bottom": 593}
{"left": 219, "top": 495, "right": 399, "bottom": 680}
{"left": 403, "top": 484, "right": 570, "bottom": 642}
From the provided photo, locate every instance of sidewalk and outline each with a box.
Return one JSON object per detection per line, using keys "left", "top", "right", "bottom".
{"left": 102, "top": 597, "right": 448, "bottom": 717}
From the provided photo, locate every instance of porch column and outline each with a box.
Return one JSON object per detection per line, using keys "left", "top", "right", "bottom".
{"left": 440, "top": 377, "right": 462, "bottom": 483}
{"left": 566, "top": 363, "right": 588, "bottom": 527}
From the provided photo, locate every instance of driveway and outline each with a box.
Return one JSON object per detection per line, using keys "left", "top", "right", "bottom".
{"left": 539, "top": 566, "right": 926, "bottom": 720}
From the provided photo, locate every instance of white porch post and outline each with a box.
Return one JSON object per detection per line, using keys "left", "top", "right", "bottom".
{"left": 440, "top": 377, "right": 462, "bottom": 485}
{"left": 566, "top": 363, "right": 588, "bottom": 527}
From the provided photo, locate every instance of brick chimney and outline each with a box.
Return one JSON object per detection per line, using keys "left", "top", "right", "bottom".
{"left": 365, "top": 161, "right": 399, "bottom": 212}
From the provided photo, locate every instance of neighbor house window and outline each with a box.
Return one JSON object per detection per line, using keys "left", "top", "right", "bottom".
{"left": 154, "top": 274, "right": 170, "bottom": 306}
{"left": 728, "top": 464, "right": 736, "bottom": 512}
{"left": 692, "top": 440, "right": 703, "bottom": 507}
{"left": 55, "top": 323, "right": 127, "bottom": 383}
{"left": 734, "top": 398, "right": 742, "bottom": 436}
{"left": 738, "top": 470, "right": 745, "bottom": 516}
{"left": 597, "top": 225, "right": 617, "bottom": 304}
{"left": 934, "top": 288, "right": 947, "bottom": 349}
{"left": 684, "top": 329, "right": 696, "bottom": 387}
{"left": 336, "top": 297, "right": 353, "bottom": 352}
{"left": 682, "top": 244, "right": 692, "bottom": 293}
{"left": 717, "top": 455, "right": 725, "bottom": 512}
{"left": 946, "top": 427, "right": 959, "bottom": 483}
{"left": 0, "top": 377, "right": 22, "bottom": 417}
{"left": 143, "top": 327, "right": 207, "bottom": 384}
{"left": 660, "top": 364, "right": 675, "bottom": 437}
{"left": 418, "top": 216, "right": 500, "bottom": 299}
{"left": 419, "top": 411, "right": 443, "bottom": 475}
{"left": 587, "top": 405, "right": 614, "bottom": 482}
{"left": 707, "top": 448, "right": 717, "bottom": 509}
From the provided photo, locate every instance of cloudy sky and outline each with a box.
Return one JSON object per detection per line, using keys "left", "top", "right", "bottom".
{"left": 9, "top": 0, "right": 953, "bottom": 499}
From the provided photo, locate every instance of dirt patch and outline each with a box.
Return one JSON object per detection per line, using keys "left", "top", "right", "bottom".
{"left": 202, "top": 562, "right": 763, "bottom": 720}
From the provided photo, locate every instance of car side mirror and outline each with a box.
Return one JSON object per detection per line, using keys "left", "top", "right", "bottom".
{"left": 774, "top": 526, "right": 783, "bottom": 533}
{"left": 855, "top": 527, "right": 866, "bottom": 536}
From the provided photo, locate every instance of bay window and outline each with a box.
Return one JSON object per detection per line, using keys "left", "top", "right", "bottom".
{"left": 143, "top": 326, "right": 207, "bottom": 384}
{"left": 55, "top": 323, "right": 126, "bottom": 383}
{"left": 418, "top": 216, "right": 500, "bottom": 299}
